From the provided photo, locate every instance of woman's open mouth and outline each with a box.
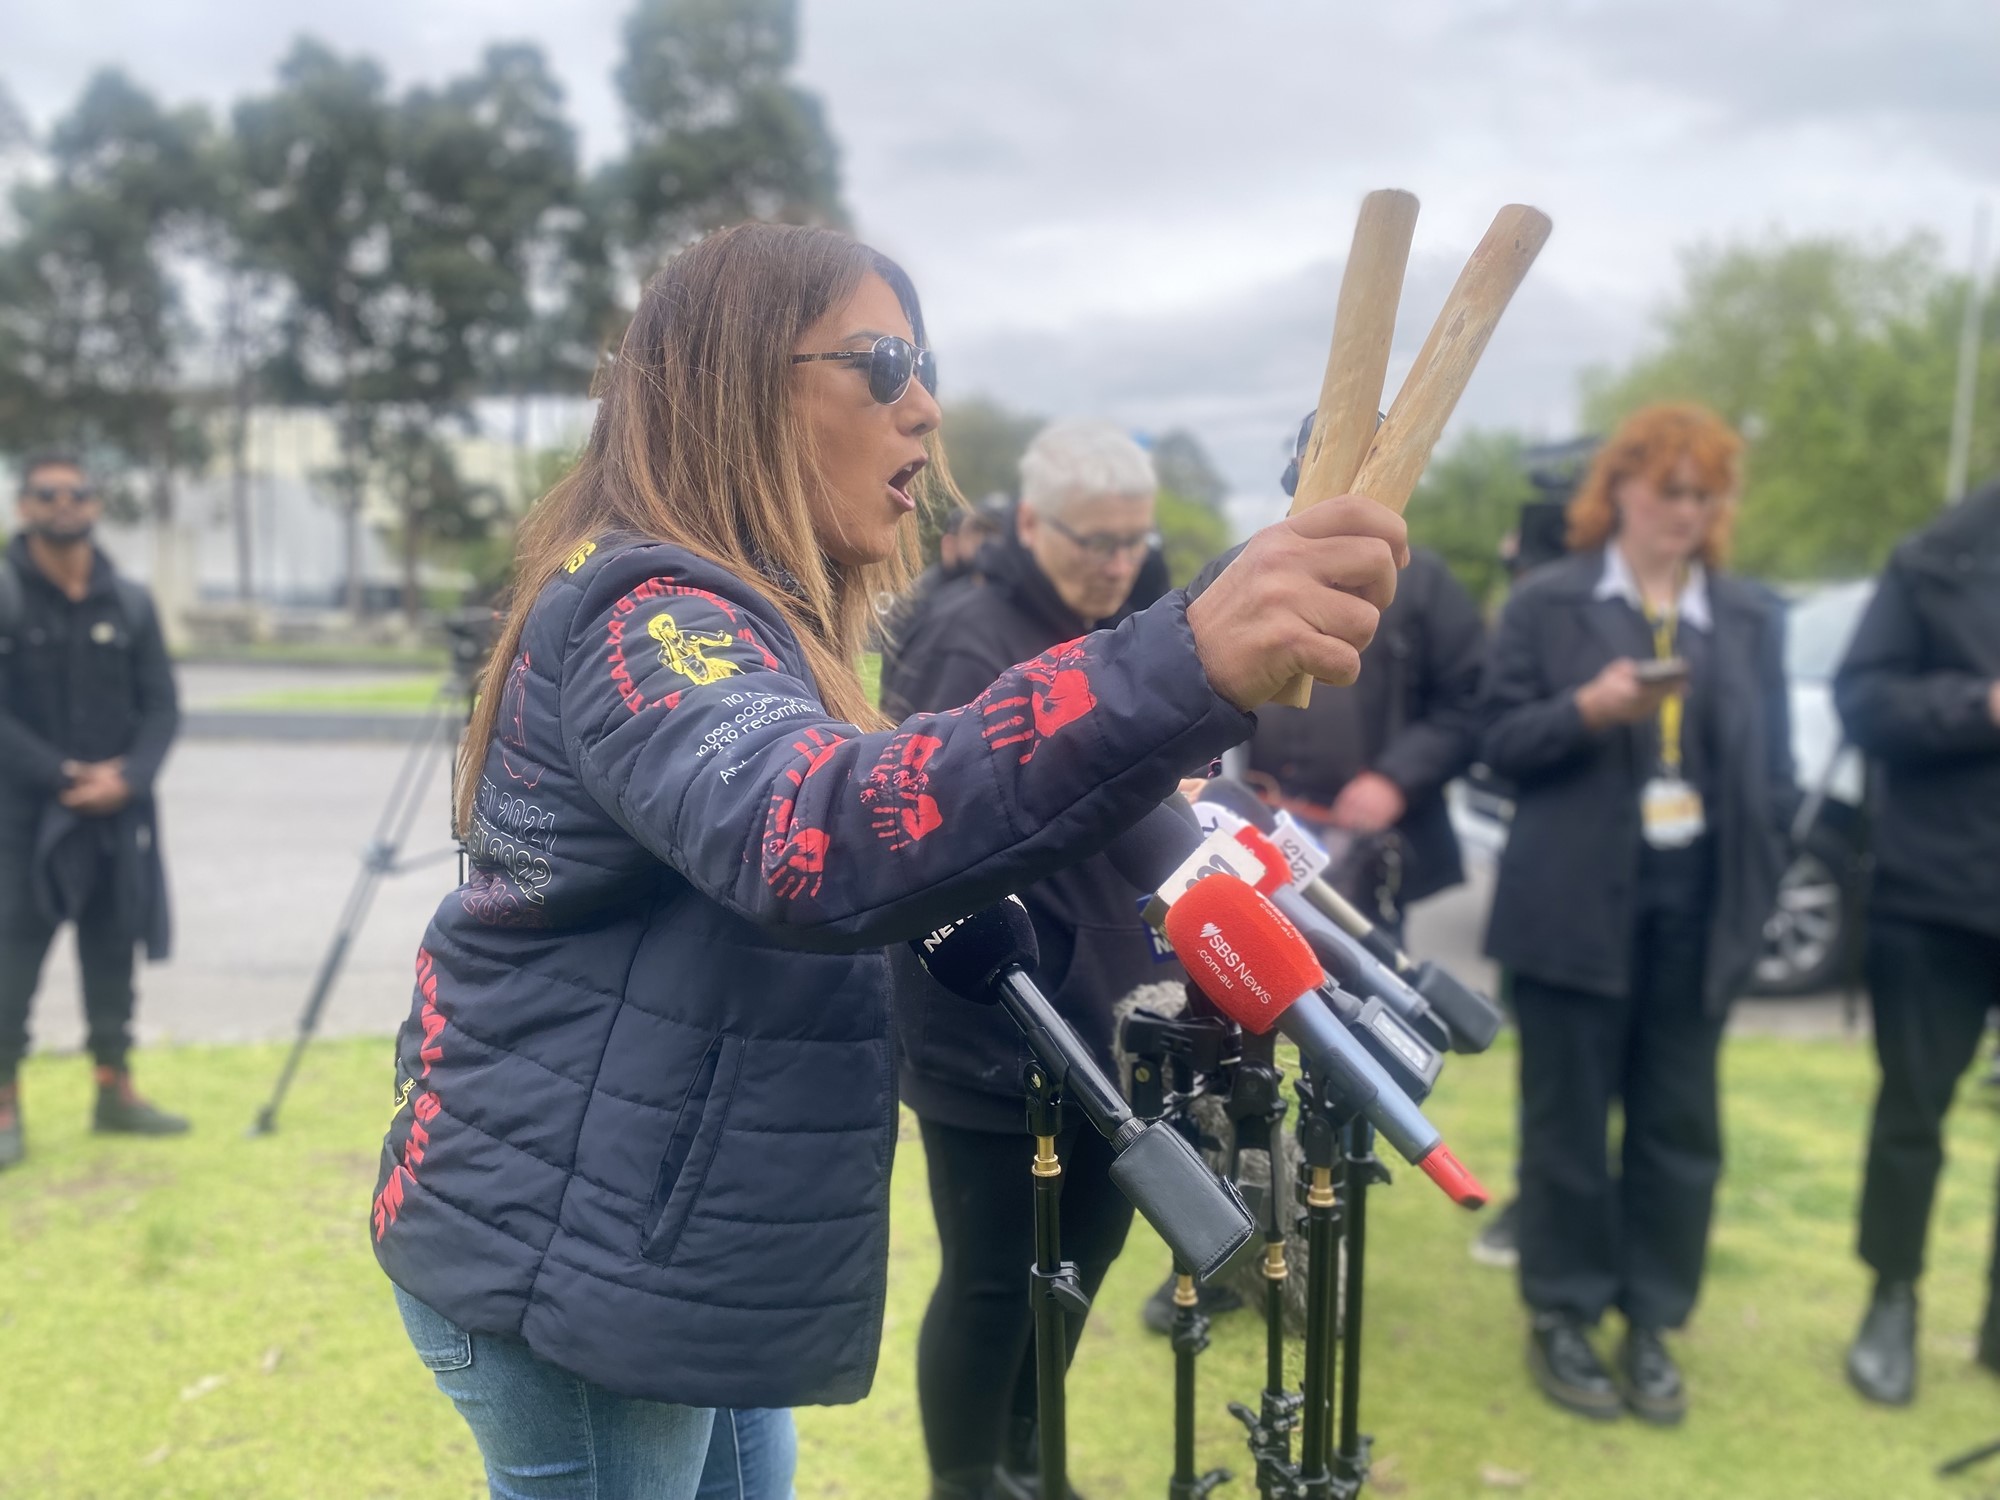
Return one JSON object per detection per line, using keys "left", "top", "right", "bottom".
{"left": 886, "top": 458, "right": 927, "bottom": 512}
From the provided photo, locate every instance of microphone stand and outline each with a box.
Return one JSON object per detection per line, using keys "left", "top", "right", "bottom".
{"left": 1334, "top": 1117, "right": 1386, "bottom": 1494}
{"left": 1124, "top": 1006, "right": 1235, "bottom": 1500}
{"left": 1024, "top": 1059, "right": 1090, "bottom": 1500}
{"left": 1289, "top": 1066, "right": 1376, "bottom": 1500}
{"left": 1294, "top": 1070, "right": 1345, "bottom": 1500}
{"left": 1223, "top": 1031, "right": 1304, "bottom": 1500}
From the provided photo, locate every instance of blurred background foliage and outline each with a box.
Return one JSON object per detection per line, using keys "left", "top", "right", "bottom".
{"left": 0, "top": 0, "right": 1992, "bottom": 615}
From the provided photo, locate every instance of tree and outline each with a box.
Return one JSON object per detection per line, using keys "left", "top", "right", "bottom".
{"left": 939, "top": 397, "right": 1042, "bottom": 505}
{"left": 378, "top": 44, "right": 592, "bottom": 615}
{"left": 231, "top": 41, "right": 399, "bottom": 613}
{"left": 388, "top": 44, "right": 585, "bottom": 411}
{"left": 1406, "top": 429, "right": 1537, "bottom": 607}
{"left": 608, "top": 0, "right": 846, "bottom": 271}
{"left": 0, "top": 71, "right": 215, "bottom": 530}
{"left": 1150, "top": 428, "right": 1227, "bottom": 512}
{"left": 374, "top": 420, "right": 504, "bottom": 616}
{"left": 1155, "top": 489, "right": 1230, "bottom": 586}
{"left": 1584, "top": 236, "right": 1999, "bottom": 579}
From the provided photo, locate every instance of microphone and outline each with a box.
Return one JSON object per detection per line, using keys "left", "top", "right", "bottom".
{"left": 1217, "top": 816, "right": 1453, "bottom": 1076}
{"left": 1194, "top": 780, "right": 1504, "bottom": 1054}
{"left": 911, "top": 899, "right": 1255, "bottom": 1278}
{"left": 1108, "top": 798, "right": 1442, "bottom": 1102}
{"left": 1161, "top": 873, "right": 1487, "bottom": 1210}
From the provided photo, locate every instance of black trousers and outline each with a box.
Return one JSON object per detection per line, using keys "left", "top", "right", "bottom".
{"left": 915, "top": 1113, "right": 1135, "bottom": 1478}
{"left": 0, "top": 851, "right": 137, "bottom": 1081}
{"left": 1514, "top": 903, "right": 1726, "bottom": 1329}
{"left": 1858, "top": 915, "right": 2000, "bottom": 1294}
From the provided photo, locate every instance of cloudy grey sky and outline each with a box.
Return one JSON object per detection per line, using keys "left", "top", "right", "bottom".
{"left": 9, "top": 0, "right": 1999, "bottom": 518}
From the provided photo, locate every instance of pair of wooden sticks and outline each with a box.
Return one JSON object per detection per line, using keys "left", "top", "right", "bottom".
{"left": 1272, "top": 191, "right": 1553, "bottom": 707}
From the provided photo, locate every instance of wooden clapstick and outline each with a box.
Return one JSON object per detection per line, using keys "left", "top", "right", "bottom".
{"left": 1273, "top": 201, "right": 1552, "bottom": 707}
{"left": 1269, "top": 189, "right": 1420, "bottom": 709}
{"left": 1349, "top": 203, "right": 1551, "bottom": 513}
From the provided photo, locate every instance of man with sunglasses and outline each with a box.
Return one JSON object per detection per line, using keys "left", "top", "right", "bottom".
{"left": 887, "top": 420, "right": 1185, "bottom": 1500}
{"left": 0, "top": 453, "right": 185, "bottom": 1170}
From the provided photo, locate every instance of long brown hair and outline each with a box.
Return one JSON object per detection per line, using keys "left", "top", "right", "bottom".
{"left": 454, "top": 222, "right": 949, "bottom": 835}
{"left": 1565, "top": 401, "right": 1743, "bottom": 568}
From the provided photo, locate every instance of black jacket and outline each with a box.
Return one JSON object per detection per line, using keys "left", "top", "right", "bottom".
{"left": 372, "top": 536, "right": 1250, "bottom": 1409}
{"left": 1246, "top": 546, "right": 1484, "bottom": 905}
{"left": 885, "top": 536, "right": 1180, "bottom": 1130}
{"left": 878, "top": 561, "right": 978, "bottom": 720}
{"left": 1479, "top": 550, "right": 1794, "bottom": 1010}
{"left": 1834, "top": 484, "right": 2000, "bottom": 941}
{"left": 0, "top": 535, "right": 178, "bottom": 813}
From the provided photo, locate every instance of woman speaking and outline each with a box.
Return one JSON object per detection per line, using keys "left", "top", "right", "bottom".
{"left": 367, "top": 222, "right": 1406, "bottom": 1499}
{"left": 1481, "top": 403, "right": 1792, "bottom": 1427}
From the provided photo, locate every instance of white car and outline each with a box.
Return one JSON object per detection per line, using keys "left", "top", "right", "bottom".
{"left": 1755, "top": 580, "right": 1873, "bottom": 994}
{"left": 1451, "top": 579, "right": 1877, "bottom": 996}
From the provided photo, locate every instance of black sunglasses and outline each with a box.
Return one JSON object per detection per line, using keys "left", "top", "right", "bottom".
{"left": 26, "top": 484, "right": 96, "bottom": 505}
{"left": 791, "top": 335, "right": 937, "bottom": 406}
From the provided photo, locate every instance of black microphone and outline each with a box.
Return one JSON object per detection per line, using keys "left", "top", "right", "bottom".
{"left": 1195, "top": 779, "right": 1504, "bottom": 1054}
{"left": 1101, "top": 794, "right": 1206, "bottom": 892}
{"left": 911, "top": 899, "right": 1255, "bottom": 1279}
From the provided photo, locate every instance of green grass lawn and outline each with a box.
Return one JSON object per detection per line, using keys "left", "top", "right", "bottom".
{"left": 5, "top": 1033, "right": 2000, "bottom": 1499}
{"left": 178, "top": 643, "right": 450, "bottom": 671}
{"left": 218, "top": 654, "right": 879, "bottom": 716}
{"left": 222, "top": 675, "right": 449, "bottom": 714}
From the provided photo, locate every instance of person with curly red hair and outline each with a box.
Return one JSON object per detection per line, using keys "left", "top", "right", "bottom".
{"left": 1479, "top": 401, "right": 1796, "bottom": 1425}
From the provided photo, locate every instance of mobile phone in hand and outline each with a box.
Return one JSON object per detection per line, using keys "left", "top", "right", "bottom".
{"left": 1633, "top": 657, "right": 1690, "bottom": 688}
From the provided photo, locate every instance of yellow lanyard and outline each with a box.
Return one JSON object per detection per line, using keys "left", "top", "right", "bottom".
{"left": 1644, "top": 594, "right": 1683, "bottom": 776}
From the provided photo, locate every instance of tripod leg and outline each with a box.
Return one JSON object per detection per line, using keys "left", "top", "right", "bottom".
{"left": 1299, "top": 1162, "right": 1339, "bottom": 1487}
{"left": 1032, "top": 1132, "right": 1069, "bottom": 1500}
{"left": 1335, "top": 1120, "right": 1376, "bottom": 1488}
{"left": 249, "top": 692, "right": 460, "bottom": 1135}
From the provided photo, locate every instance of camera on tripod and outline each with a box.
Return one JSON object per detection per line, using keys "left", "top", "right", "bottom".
{"left": 442, "top": 606, "right": 502, "bottom": 691}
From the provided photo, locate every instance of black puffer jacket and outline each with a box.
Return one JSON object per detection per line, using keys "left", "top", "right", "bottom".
{"left": 371, "top": 535, "right": 1250, "bottom": 1408}
{"left": 886, "top": 536, "right": 1183, "bottom": 1130}
{"left": 1479, "top": 551, "right": 1794, "bottom": 1010}
{"left": 1835, "top": 483, "right": 2000, "bottom": 940}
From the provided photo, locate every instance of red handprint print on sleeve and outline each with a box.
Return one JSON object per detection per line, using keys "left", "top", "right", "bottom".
{"left": 859, "top": 733, "right": 945, "bottom": 850}
{"left": 759, "top": 727, "right": 847, "bottom": 900}
{"left": 977, "top": 638, "right": 1100, "bottom": 764}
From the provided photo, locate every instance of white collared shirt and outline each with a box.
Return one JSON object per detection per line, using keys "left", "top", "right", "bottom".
{"left": 1594, "top": 545, "right": 1711, "bottom": 631}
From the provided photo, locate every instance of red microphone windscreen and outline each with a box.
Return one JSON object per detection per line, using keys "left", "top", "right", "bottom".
{"left": 1231, "top": 826, "right": 1292, "bottom": 896}
{"left": 1163, "top": 874, "right": 1322, "bottom": 1035}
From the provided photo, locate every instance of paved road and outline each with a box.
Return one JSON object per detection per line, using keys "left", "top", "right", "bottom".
{"left": 22, "top": 731, "right": 1859, "bottom": 1057}
{"left": 29, "top": 737, "right": 458, "bottom": 1057}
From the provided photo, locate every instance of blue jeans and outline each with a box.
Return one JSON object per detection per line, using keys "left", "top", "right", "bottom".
{"left": 395, "top": 1284, "right": 796, "bottom": 1500}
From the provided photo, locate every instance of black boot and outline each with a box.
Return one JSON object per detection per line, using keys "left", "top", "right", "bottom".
{"left": 1140, "top": 1269, "right": 1245, "bottom": 1335}
{"left": 1527, "top": 1312, "right": 1622, "bottom": 1421}
{"left": 992, "top": 1417, "right": 1088, "bottom": 1500}
{"left": 1617, "top": 1325, "right": 1687, "bottom": 1426}
{"left": 0, "top": 1082, "right": 22, "bottom": 1170}
{"left": 92, "top": 1066, "right": 190, "bottom": 1136}
{"left": 1846, "top": 1278, "right": 1917, "bottom": 1406}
